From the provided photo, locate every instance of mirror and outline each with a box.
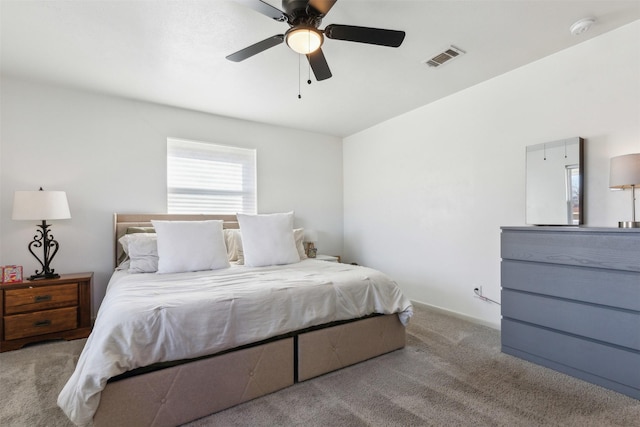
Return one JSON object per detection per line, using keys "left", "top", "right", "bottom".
{"left": 526, "top": 137, "right": 584, "bottom": 225}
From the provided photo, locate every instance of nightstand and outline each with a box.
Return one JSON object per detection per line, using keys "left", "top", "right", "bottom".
{"left": 315, "top": 254, "right": 340, "bottom": 262}
{"left": 0, "top": 272, "right": 92, "bottom": 352}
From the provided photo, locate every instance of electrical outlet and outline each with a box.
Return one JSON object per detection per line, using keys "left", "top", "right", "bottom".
{"left": 473, "top": 285, "right": 500, "bottom": 305}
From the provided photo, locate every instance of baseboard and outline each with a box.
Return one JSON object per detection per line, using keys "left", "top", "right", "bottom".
{"left": 410, "top": 299, "right": 500, "bottom": 331}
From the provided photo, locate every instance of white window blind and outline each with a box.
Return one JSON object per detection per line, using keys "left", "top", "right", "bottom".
{"left": 167, "top": 138, "right": 256, "bottom": 214}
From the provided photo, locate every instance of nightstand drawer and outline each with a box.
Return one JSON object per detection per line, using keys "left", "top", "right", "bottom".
{"left": 4, "top": 283, "right": 78, "bottom": 315}
{"left": 4, "top": 306, "right": 78, "bottom": 340}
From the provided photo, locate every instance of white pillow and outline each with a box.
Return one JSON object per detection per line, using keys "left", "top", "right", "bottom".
{"left": 294, "top": 228, "right": 308, "bottom": 260}
{"left": 118, "top": 233, "right": 158, "bottom": 273}
{"left": 236, "top": 212, "right": 300, "bottom": 267}
{"left": 151, "top": 220, "right": 230, "bottom": 274}
{"left": 128, "top": 234, "right": 159, "bottom": 273}
{"left": 234, "top": 227, "right": 306, "bottom": 265}
{"left": 234, "top": 232, "right": 245, "bottom": 265}
{"left": 224, "top": 229, "right": 242, "bottom": 261}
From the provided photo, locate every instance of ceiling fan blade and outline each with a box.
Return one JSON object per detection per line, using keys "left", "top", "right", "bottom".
{"left": 307, "top": 0, "right": 337, "bottom": 17}
{"left": 233, "top": 0, "right": 287, "bottom": 22}
{"left": 306, "top": 48, "right": 332, "bottom": 81}
{"left": 324, "top": 24, "right": 405, "bottom": 47}
{"left": 226, "top": 35, "right": 284, "bottom": 62}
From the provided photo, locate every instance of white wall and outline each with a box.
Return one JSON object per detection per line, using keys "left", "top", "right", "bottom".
{"left": 343, "top": 22, "right": 640, "bottom": 329}
{"left": 0, "top": 78, "right": 343, "bottom": 314}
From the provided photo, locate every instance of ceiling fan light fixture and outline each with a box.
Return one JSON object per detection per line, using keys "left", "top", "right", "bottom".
{"left": 286, "top": 27, "right": 323, "bottom": 54}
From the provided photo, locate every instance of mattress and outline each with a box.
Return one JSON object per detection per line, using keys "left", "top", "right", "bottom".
{"left": 58, "top": 259, "right": 413, "bottom": 426}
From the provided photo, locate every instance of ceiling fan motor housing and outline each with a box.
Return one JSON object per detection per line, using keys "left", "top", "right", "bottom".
{"left": 283, "top": 0, "right": 323, "bottom": 27}
{"left": 283, "top": 0, "right": 312, "bottom": 15}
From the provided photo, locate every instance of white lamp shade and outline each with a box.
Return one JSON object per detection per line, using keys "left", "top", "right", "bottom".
{"left": 12, "top": 190, "right": 71, "bottom": 220}
{"left": 303, "top": 229, "right": 318, "bottom": 243}
{"left": 610, "top": 153, "right": 640, "bottom": 189}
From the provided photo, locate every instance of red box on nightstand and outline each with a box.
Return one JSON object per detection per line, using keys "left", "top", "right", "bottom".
{"left": 2, "top": 265, "right": 23, "bottom": 284}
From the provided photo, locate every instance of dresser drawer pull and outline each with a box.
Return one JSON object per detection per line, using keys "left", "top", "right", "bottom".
{"left": 34, "top": 295, "right": 52, "bottom": 303}
{"left": 34, "top": 320, "right": 52, "bottom": 327}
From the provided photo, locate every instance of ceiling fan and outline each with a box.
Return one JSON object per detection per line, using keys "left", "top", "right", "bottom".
{"left": 226, "top": 0, "right": 406, "bottom": 81}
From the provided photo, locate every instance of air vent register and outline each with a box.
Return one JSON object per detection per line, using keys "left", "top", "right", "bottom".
{"left": 423, "top": 45, "right": 465, "bottom": 68}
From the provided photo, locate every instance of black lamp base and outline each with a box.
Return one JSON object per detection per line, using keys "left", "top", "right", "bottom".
{"left": 28, "top": 272, "right": 61, "bottom": 281}
{"left": 27, "top": 220, "right": 62, "bottom": 281}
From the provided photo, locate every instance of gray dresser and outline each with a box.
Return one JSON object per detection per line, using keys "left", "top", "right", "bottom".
{"left": 500, "top": 226, "right": 640, "bottom": 399}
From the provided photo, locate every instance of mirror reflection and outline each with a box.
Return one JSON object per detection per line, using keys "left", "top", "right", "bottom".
{"left": 526, "top": 137, "right": 584, "bottom": 225}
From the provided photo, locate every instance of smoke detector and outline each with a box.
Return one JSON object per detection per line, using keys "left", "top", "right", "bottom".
{"left": 423, "top": 45, "right": 465, "bottom": 68}
{"left": 570, "top": 18, "right": 596, "bottom": 36}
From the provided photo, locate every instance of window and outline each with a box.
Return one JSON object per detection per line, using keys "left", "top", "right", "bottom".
{"left": 566, "top": 164, "right": 580, "bottom": 225}
{"left": 167, "top": 138, "right": 256, "bottom": 214}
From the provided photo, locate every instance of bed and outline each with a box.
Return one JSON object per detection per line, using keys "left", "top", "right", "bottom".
{"left": 58, "top": 213, "right": 413, "bottom": 427}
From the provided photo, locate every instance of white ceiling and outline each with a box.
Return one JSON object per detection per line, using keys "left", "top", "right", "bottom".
{"left": 2, "top": 1, "right": 639, "bottom": 137}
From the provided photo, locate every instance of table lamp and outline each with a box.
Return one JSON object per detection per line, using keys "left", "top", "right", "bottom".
{"left": 609, "top": 153, "right": 640, "bottom": 228}
{"left": 12, "top": 187, "right": 71, "bottom": 280}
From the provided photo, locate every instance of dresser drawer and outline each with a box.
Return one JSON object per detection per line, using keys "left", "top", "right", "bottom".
{"left": 4, "top": 283, "right": 78, "bottom": 315}
{"left": 4, "top": 306, "right": 78, "bottom": 340}
{"left": 501, "top": 260, "right": 640, "bottom": 311}
{"left": 501, "top": 229, "right": 640, "bottom": 272}
{"left": 502, "top": 319, "right": 640, "bottom": 394}
{"left": 502, "top": 289, "right": 640, "bottom": 350}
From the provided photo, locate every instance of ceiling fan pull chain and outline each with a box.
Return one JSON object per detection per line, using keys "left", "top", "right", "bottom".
{"left": 298, "top": 54, "right": 302, "bottom": 99}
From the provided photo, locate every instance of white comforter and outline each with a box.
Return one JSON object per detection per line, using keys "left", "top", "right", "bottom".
{"left": 58, "top": 259, "right": 413, "bottom": 426}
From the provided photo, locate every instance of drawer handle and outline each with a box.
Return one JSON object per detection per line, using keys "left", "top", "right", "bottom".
{"left": 34, "top": 320, "right": 52, "bottom": 327}
{"left": 34, "top": 295, "right": 52, "bottom": 303}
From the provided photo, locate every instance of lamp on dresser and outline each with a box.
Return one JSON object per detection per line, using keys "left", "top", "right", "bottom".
{"left": 12, "top": 187, "right": 71, "bottom": 280}
{"left": 609, "top": 153, "right": 640, "bottom": 228}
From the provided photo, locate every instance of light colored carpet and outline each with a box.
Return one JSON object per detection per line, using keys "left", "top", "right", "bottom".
{"left": 1, "top": 303, "right": 638, "bottom": 426}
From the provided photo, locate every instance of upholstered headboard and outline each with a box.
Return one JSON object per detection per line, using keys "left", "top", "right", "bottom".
{"left": 113, "top": 213, "right": 239, "bottom": 268}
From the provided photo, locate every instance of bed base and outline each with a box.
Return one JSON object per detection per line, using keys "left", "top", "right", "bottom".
{"left": 94, "top": 314, "right": 405, "bottom": 427}
{"left": 298, "top": 313, "right": 406, "bottom": 381}
{"left": 98, "top": 214, "right": 406, "bottom": 426}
